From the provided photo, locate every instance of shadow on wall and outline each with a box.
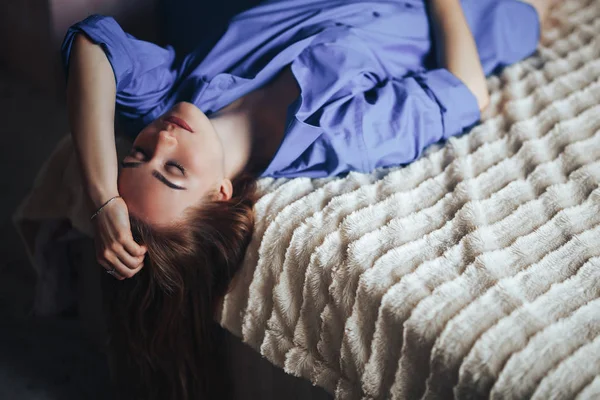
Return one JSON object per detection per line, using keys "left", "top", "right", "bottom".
{"left": 161, "top": 0, "right": 264, "bottom": 55}
{"left": 0, "top": 0, "right": 262, "bottom": 98}
{"left": 0, "top": 0, "right": 161, "bottom": 98}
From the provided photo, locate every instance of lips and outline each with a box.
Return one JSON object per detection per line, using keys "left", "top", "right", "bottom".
{"left": 164, "top": 115, "right": 194, "bottom": 133}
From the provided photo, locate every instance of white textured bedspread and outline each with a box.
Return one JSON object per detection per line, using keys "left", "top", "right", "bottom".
{"left": 217, "top": 1, "right": 600, "bottom": 398}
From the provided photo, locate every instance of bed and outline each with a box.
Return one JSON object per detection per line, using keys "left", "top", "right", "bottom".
{"left": 13, "top": 0, "right": 600, "bottom": 398}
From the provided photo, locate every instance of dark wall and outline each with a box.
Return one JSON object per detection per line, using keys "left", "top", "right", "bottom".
{"left": 0, "top": 0, "right": 161, "bottom": 97}
{"left": 0, "top": 0, "right": 265, "bottom": 98}
{"left": 161, "top": 0, "right": 264, "bottom": 54}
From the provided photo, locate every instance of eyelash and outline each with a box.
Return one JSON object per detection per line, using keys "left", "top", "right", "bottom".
{"left": 167, "top": 161, "right": 185, "bottom": 175}
{"left": 130, "top": 147, "right": 185, "bottom": 175}
{"left": 132, "top": 146, "right": 147, "bottom": 159}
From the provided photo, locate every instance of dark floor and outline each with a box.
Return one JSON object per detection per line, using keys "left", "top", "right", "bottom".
{"left": 0, "top": 70, "right": 113, "bottom": 399}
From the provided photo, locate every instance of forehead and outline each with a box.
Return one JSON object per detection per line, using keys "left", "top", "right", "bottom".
{"left": 118, "top": 169, "right": 200, "bottom": 226}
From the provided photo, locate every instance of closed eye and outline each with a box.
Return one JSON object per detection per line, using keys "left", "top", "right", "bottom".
{"left": 121, "top": 146, "right": 187, "bottom": 190}
{"left": 120, "top": 161, "right": 187, "bottom": 190}
{"left": 130, "top": 146, "right": 148, "bottom": 161}
{"left": 166, "top": 161, "right": 185, "bottom": 176}
{"left": 128, "top": 147, "right": 185, "bottom": 176}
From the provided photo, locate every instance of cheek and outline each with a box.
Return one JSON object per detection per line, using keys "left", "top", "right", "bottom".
{"left": 131, "top": 130, "right": 152, "bottom": 148}
{"left": 187, "top": 138, "right": 223, "bottom": 171}
{"left": 117, "top": 172, "right": 133, "bottom": 199}
{"left": 118, "top": 170, "right": 147, "bottom": 200}
{"left": 118, "top": 171, "right": 171, "bottom": 221}
{"left": 133, "top": 120, "right": 163, "bottom": 147}
{"left": 117, "top": 171, "right": 126, "bottom": 193}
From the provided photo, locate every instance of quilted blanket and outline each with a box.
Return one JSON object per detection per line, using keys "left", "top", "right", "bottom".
{"left": 217, "top": 0, "right": 600, "bottom": 398}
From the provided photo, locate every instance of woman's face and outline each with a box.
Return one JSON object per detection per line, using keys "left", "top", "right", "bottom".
{"left": 118, "top": 102, "right": 227, "bottom": 226}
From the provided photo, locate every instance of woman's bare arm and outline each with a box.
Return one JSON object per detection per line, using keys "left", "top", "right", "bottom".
{"left": 67, "top": 33, "right": 120, "bottom": 207}
{"left": 66, "top": 33, "right": 146, "bottom": 277}
{"left": 430, "top": 0, "right": 490, "bottom": 111}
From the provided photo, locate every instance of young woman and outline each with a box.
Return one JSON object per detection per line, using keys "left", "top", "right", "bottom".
{"left": 64, "top": 0, "right": 554, "bottom": 398}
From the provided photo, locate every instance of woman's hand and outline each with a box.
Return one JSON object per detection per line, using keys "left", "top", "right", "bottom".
{"left": 93, "top": 196, "right": 147, "bottom": 280}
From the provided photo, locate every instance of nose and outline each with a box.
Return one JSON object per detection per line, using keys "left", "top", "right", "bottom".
{"left": 157, "top": 129, "right": 178, "bottom": 148}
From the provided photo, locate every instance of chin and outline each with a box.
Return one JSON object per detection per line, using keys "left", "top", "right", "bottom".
{"left": 173, "top": 102, "right": 215, "bottom": 140}
{"left": 171, "top": 101, "right": 209, "bottom": 130}
{"left": 174, "top": 101, "right": 204, "bottom": 118}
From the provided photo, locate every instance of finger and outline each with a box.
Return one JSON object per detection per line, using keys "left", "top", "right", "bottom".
{"left": 98, "top": 259, "right": 125, "bottom": 280}
{"left": 98, "top": 259, "right": 113, "bottom": 272}
{"left": 129, "top": 262, "right": 145, "bottom": 277}
{"left": 117, "top": 247, "right": 145, "bottom": 270}
{"left": 117, "top": 260, "right": 144, "bottom": 280}
{"left": 111, "top": 270, "right": 125, "bottom": 280}
{"left": 123, "top": 238, "right": 147, "bottom": 257}
{"left": 105, "top": 254, "right": 131, "bottom": 279}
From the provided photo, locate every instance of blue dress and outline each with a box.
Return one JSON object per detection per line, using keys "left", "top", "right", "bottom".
{"left": 61, "top": 0, "right": 540, "bottom": 178}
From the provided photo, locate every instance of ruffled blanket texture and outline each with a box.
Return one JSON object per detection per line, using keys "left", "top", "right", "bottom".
{"left": 13, "top": 0, "right": 600, "bottom": 398}
{"left": 218, "top": 1, "right": 600, "bottom": 398}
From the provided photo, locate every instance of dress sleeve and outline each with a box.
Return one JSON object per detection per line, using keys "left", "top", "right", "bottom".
{"left": 465, "top": 0, "right": 541, "bottom": 75}
{"left": 61, "top": 15, "right": 179, "bottom": 133}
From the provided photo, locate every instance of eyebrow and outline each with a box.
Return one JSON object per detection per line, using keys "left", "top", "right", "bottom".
{"left": 121, "top": 162, "right": 187, "bottom": 190}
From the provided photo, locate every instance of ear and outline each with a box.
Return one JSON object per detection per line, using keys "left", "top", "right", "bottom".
{"left": 217, "top": 178, "right": 233, "bottom": 201}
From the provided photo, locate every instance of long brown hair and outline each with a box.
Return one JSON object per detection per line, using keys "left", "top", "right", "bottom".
{"left": 103, "top": 174, "right": 258, "bottom": 399}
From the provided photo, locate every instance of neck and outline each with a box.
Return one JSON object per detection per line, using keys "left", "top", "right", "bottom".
{"left": 208, "top": 98, "right": 255, "bottom": 180}
{"left": 208, "top": 66, "right": 300, "bottom": 180}
{"left": 208, "top": 94, "right": 285, "bottom": 179}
